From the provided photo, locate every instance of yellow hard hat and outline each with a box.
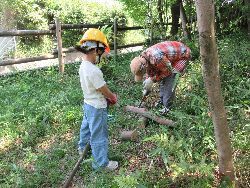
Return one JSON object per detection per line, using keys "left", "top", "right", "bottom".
{"left": 79, "top": 28, "right": 110, "bottom": 52}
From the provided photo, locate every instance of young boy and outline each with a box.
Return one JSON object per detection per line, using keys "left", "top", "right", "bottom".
{"left": 75, "top": 28, "right": 118, "bottom": 170}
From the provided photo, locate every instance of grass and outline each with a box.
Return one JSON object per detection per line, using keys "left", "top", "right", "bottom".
{"left": 0, "top": 32, "right": 249, "bottom": 187}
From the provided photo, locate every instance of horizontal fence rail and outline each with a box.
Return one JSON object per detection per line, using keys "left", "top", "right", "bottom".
{"left": 0, "top": 54, "right": 57, "bottom": 66}
{"left": 117, "top": 42, "right": 145, "bottom": 49}
{"left": 49, "top": 23, "right": 113, "bottom": 30}
{"left": 0, "top": 18, "right": 170, "bottom": 73}
{"left": 117, "top": 26, "right": 144, "bottom": 31}
{"left": 51, "top": 42, "right": 146, "bottom": 55}
{"left": 0, "top": 30, "right": 55, "bottom": 37}
{"left": 49, "top": 24, "right": 144, "bottom": 32}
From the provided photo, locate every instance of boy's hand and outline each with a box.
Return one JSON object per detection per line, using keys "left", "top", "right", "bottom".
{"left": 107, "top": 94, "right": 117, "bottom": 105}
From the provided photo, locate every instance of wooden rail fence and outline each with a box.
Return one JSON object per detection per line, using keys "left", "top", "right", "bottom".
{"left": 0, "top": 18, "right": 168, "bottom": 73}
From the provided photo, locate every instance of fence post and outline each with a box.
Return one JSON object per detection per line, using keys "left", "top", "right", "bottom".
{"left": 55, "top": 18, "right": 64, "bottom": 74}
{"left": 113, "top": 18, "right": 118, "bottom": 62}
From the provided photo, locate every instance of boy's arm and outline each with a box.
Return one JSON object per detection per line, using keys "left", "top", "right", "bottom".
{"left": 97, "top": 84, "right": 116, "bottom": 99}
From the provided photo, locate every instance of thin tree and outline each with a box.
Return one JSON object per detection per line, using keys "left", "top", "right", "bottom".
{"left": 180, "top": 0, "right": 191, "bottom": 39}
{"left": 244, "top": 0, "right": 250, "bottom": 35}
{"left": 195, "top": 0, "right": 236, "bottom": 185}
{"left": 170, "top": 0, "right": 181, "bottom": 36}
{"left": 157, "top": 0, "right": 164, "bottom": 26}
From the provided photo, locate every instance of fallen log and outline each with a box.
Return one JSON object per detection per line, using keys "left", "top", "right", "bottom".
{"left": 124, "top": 105, "right": 175, "bottom": 127}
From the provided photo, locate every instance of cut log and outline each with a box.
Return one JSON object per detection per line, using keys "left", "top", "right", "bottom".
{"left": 121, "top": 130, "right": 139, "bottom": 141}
{"left": 138, "top": 117, "right": 148, "bottom": 129}
{"left": 124, "top": 105, "right": 175, "bottom": 127}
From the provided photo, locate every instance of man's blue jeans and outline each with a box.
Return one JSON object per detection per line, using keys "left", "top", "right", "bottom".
{"left": 78, "top": 103, "right": 109, "bottom": 169}
{"left": 159, "top": 73, "right": 177, "bottom": 109}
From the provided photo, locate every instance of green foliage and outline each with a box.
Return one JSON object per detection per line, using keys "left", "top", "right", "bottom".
{"left": 119, "top": 0, "right": 248, "bottom": 39}
{"left": 0, "top": 65, "right": 82, "bottom": 187}
{"left": 182, "top": 37, "right": 200, "bottom": 60}
{"left": 5, "top": 0, "right": 47, "bottom": 30}
{"left": 42, "top": 0, "right": 127, "bottom": 47}
{"left": 100, "top": 25, "right": 113, "bottom": 42}
{"left": 15, "top": 36, "right": 53, "bottom": 58}
{"left": 218, "top": 33, "right": 250, "bottom": 117}
{"left": 118, "top": 0, "right": 147, "bottom": 25}
{"left": 118, "top": 0, "right": 173, "bottom": 39}
{"left": 215, "top": 0, "right": 248, "bottom": 34}
{"left": 144, "top": 132, "right": 214, "bottom": 177}
{"left": 1, "top": 0, "right": 128, "bottom": 55}
{"left": 114, "top": 172, "right": 140, "bottom": 188}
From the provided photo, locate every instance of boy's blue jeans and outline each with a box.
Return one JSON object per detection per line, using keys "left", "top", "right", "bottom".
{"left": 78, "top": 103, "right": 109, "bottom": 169}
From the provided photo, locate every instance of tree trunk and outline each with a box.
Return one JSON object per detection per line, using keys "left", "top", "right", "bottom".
{"left": 157, "top": 0, "right": 164, "bottom": 26}
{"left": 195, "top": 0, "right": 236, "bottom": 184}
{"left": 1, "top": 7, "right": 15, "bottom": 30}
{"left": 170, "top": 0, "right": 181, "bottom": 36}
{"left": 180, "top": 0, "right": 191, "bottom": 40}
{"left": 244, "top": 0, "right": 250, "bottom": 35}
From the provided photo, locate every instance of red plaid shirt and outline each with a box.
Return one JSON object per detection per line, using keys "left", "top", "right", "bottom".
{"left": 141, "top": 41, "right": 191, "bottom": 81}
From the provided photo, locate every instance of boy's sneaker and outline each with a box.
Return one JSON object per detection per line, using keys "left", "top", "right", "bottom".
{"left": 105, "top": 161, "right": 118, "bottom": 171}
{"left": 159, "top": 107, "right": 170, "bottom": 115}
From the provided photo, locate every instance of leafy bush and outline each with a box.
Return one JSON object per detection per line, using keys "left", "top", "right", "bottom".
{"left": 114, "top": 173, "right": 140, "bottom": 188}
{"left": 2, "top": 0, "right": 128, "bottom": 55}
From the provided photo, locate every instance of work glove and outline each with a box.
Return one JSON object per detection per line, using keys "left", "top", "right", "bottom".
{"left": 172, "top": 68, "right": 180, "bottom": 74}
{"left": 143, "top": 77, "right": 154, "bottom": 92}
{"left": 166, "top": 62, "right": 174, "bottom": 72}
{"left": 107, "top": 93, "right": 118, "bottom": 105}
{"left": 142, "top": 89, "right": 150, "bottom": 97}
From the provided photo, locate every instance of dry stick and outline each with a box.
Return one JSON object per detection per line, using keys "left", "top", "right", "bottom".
{"left": 124, "top": 105, "right": 175, "bottom": 127}
{"left": 63, "top": 143, "right": 90, "bottom": 188}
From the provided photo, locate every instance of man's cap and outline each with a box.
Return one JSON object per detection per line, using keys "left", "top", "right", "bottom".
{"left": 130, "top": 56, "right": 146, "bottom": 82}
